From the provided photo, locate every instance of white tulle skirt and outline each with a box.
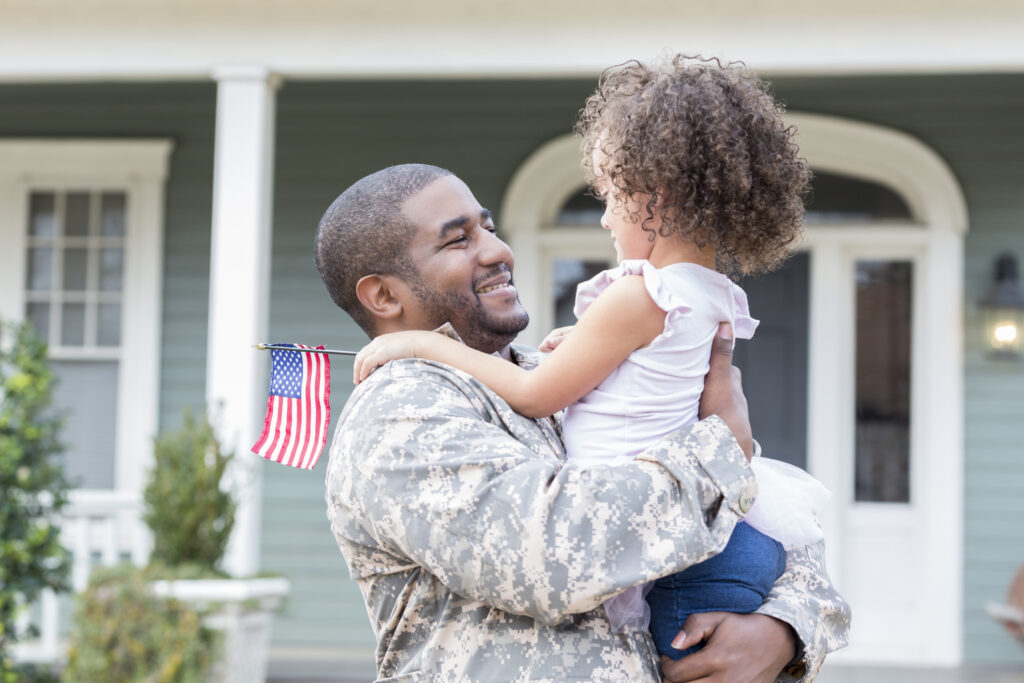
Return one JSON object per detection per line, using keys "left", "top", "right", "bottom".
{"left": 744, "top": 456, "right": 831, "bottom": 551}
{"left": 604, "top": 456, "right": 830, "bottom": 632}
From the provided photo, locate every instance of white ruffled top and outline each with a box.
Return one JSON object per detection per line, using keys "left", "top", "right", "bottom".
{"left": 562, "top": 259, "right": 757, "bottom": 467}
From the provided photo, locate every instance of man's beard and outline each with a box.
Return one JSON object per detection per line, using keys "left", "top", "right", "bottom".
{"left": 409, "top": 273, "right": 529, "bottom": 354}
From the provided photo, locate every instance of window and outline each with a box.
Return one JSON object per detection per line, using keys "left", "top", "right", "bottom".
{"left": 0, "top": 140, "right": 171, "bottom": 493}
{"left": 23, "top": 190, "right": 129, "bottom": 487}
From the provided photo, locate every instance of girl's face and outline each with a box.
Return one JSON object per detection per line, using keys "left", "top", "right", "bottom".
{"left": 592, "top": 147, "right": 660, "bottom": 263}
{"left": 598, "top": 186, "right": 654, "bottom": 263}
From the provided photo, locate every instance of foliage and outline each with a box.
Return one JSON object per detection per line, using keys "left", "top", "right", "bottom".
{"left": 142, "top": 410, "right": 236, "bottom": 572}
{"left": 61, "top": 564, "right": 217, "bottom": 683}
{"left": 0, "top": 320, "right": 69, "bottom": 680}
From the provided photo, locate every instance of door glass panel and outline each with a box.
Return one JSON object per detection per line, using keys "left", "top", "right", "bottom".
{"left": 854, "top": 260, "right": 913, "bottom": 502}
{"left": 552, "top": 259, "right": 609, "bottom": 327}
{"left": 734, "top": 253, "right": 810, "bottom": 469}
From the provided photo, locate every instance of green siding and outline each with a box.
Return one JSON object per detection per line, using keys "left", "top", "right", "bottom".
{"left": 0, "top": 82, "right": 216, "bottom": 432}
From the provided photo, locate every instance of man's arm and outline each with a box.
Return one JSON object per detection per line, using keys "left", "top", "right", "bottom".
{"left": 327, "top": 359, "right": 753, "bottom": 625}
{"left": 755, "top": 540, "right": 851, "bottom": 681}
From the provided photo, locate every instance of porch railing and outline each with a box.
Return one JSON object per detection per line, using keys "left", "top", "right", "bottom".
{"left": 13, "top": 490, "right": 151, "bottom": 664}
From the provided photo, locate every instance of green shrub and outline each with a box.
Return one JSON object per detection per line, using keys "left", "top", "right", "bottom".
{"left": 142, "top": 410, "right": 236, "bottom": 572}
{"left": 62, "top": 565, "right": 216, "bottom": 683}
{"left": 0, "top": 320, "right": 69, "bottom": 680}
{"left": 62, "top": 410, "right": 236, "bottom": 681}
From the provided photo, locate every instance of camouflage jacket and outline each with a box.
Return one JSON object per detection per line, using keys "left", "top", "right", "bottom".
{"left": 325, "top": 346, "right": 850, "bottom": 682}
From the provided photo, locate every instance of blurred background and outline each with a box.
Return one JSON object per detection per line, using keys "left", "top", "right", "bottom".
{"left": 2, "top": 0, "right": 1023, "bottom": 680}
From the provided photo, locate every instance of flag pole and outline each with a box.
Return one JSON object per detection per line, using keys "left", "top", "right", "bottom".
{"left": 253, "top": 343, "right": 359, "bottom": 357}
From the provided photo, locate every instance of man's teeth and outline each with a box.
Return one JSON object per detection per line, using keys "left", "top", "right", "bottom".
{"left": 477, "top": 283, "right": 510, "bottom": 294}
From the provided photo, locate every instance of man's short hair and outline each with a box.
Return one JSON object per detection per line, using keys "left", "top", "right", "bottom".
{"left": 314, "top": 164, "right": 453, "bottom": 336}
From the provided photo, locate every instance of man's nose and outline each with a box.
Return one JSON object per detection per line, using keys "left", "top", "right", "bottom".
{"left": 479, "top": 229, "right": 514, "bottom": 266}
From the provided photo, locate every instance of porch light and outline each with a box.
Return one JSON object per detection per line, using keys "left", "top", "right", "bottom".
{"left": 980, "top": 253, "right": 1024, "bottom": 357}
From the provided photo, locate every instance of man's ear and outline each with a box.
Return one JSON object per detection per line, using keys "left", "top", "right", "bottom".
{"left": 355, "top": 274, "right": 404, "bottom": 322}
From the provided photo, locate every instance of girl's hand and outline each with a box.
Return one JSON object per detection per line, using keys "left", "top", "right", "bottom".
{"left": 353, "top": 331, "right": 433, "bottom": 385}
{"left": 539, "top": 326, "right": 574, "bottom": 352}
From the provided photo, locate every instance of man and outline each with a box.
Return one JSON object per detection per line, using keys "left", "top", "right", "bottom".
{"left": 316, "top": 164, "right": 849, "bottom": 682}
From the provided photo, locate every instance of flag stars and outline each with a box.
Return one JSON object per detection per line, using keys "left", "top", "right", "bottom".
{"left": 270, "top": 349, "right": 304, "bottom": 398}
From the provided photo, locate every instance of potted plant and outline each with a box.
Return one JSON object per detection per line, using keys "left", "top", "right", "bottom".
{"left": 63, "top": 410, "right": 289, "bottom": 682}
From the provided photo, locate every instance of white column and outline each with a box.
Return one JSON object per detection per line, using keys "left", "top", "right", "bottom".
{"left": 207, "top": 66, "right": 280, "bottom": 577}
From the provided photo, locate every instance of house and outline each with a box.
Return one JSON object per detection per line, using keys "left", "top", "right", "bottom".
{"left": 2, "top": 0, "right": 1023, "bottom": 677}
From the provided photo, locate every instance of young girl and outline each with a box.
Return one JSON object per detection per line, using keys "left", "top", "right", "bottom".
{"left": 353, "top": 55, "right": 829, "bottom": 660}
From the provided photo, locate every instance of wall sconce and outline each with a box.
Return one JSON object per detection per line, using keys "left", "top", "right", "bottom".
{"left": 980, "top": 253, "right": 1024, "bottom": 357}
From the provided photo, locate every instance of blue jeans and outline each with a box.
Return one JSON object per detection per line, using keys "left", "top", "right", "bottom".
{"left": 646, "top": 521, "right": 786, "bottom": 659}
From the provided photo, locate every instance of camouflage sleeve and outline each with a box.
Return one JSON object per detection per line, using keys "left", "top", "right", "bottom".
{"left": 756, "top": 540, "right": 852, "bottom": 682}
{"left": 341, "top": 362, "right": 755, "bottom": 626}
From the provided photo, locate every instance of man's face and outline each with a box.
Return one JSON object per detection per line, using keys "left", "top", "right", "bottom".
{"left": 399, "top": 175, "right": 529, "bottom": 354}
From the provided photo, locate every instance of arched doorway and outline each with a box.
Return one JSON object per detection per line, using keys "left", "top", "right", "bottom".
{"left": 500, "top": 114, "right": 967, "bottom": 666}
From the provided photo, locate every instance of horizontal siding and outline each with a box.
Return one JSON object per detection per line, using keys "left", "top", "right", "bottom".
{"left": 773, "top": 72, "right": 1024, "bottom": 664}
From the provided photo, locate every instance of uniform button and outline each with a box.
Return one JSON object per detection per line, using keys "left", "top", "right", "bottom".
{"left": 739, "top": 493, "right": 752, "bottom": 514}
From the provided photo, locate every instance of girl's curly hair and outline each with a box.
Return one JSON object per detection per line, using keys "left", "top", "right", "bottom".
{"left": 577, "top": 55, "right": 809, "bottom": 276}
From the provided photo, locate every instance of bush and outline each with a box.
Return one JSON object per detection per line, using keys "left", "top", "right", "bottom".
{"left": 63, "top": 411, "right": 236, "bottom": 681}
{"left": 142, "top": 410, "right": 235, "bottom": 572}
{"left": 62, "top": 565, "right": 216, "bottom": 683}
{"left": 0, "top": 320, "right": 69, "bottom": 680}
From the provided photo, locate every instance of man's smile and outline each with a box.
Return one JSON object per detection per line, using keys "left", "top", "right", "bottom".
{"left": 475, "top": 271, "right": 515, "bottom": 296}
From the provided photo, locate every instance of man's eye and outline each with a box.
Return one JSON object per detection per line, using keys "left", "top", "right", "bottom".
{"left": 444, "top": 236, "right": 467, "bottom": 247}
{"left": 485, "top": 225, "right": 497, "bottom": 233}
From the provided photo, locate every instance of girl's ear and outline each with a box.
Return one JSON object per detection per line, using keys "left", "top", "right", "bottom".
{"left": 653, "top": 187, "right": 670, "bottom": 208}
{"left": 355, "top": 274, "right": 404, "bottom": 321}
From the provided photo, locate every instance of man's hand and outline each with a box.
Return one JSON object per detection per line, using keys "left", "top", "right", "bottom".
{"left": 660, "top": 612, "right": 797, "bottom": 683}
{"left": 698, "top": 322, "right": 753, "bottom": 459}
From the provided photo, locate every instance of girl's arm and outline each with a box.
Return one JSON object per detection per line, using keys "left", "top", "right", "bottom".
{"left": 353, "top": 274, "right": 665, "bottom": 417}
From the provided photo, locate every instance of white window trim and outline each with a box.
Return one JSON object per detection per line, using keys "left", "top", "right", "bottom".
{"left": 500, "top": 114, "right": 967, "bottom": 665}
{"left": 0, "top": 139, "right": 173, "bottom": 497}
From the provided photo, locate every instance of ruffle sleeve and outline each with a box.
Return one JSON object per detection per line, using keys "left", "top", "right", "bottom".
{"left": 730, "top": 283, "right": 758, "bottom": 340}
{"left": 573, "top": 259, "right": 693, "bottom": 323}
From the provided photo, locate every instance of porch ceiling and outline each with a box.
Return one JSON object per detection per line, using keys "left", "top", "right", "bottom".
{"left": 2, "top": 0, "right": 1023, "bottom": 81}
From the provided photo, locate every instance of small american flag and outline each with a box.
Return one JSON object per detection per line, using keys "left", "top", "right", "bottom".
{"left": 252, "top": 344, "right": 331, "bottom": 469}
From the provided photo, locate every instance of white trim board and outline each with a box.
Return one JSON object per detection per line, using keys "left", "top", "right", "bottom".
{"left": 1, "top": 5, "right": 1024, "bottom": 81}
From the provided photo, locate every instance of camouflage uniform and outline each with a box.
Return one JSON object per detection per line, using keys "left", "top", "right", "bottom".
{"left": 326, "top": 345, "right": 850, "bottom": 682}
